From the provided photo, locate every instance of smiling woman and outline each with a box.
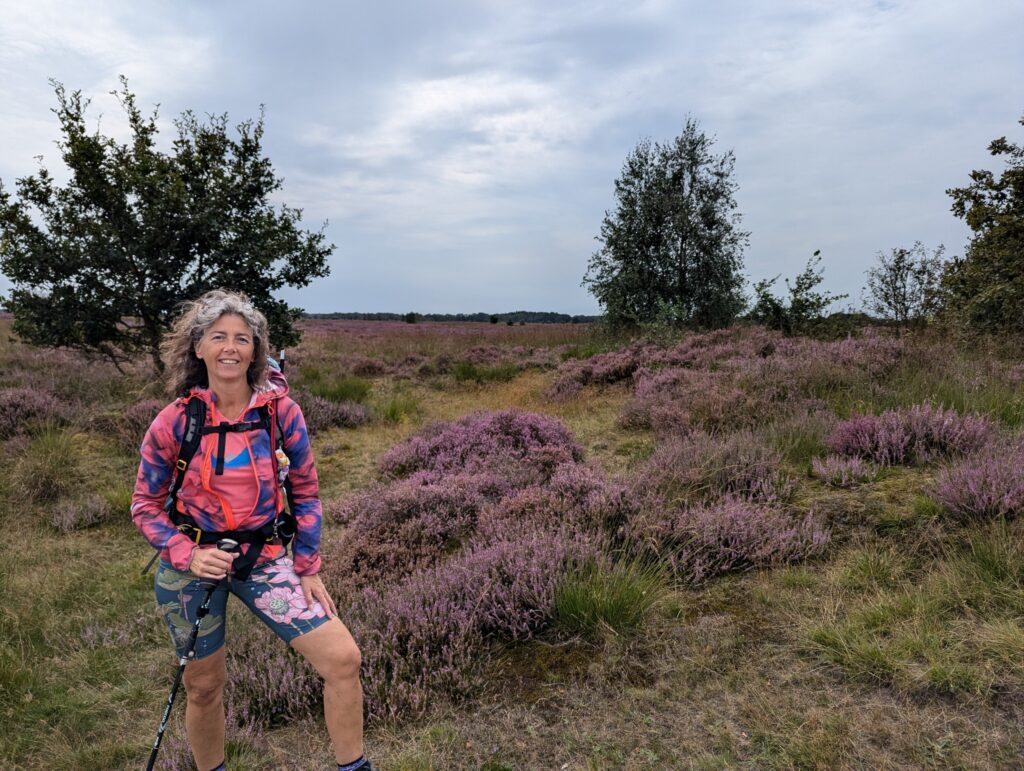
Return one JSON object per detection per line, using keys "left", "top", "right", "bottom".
{"left": 131, "top": 289, "right": 374, "bottom": 771}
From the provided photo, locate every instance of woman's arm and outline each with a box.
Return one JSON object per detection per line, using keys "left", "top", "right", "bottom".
{"left": 131, "top": 404, "right": 197, "bottom": 571}
{"left": 277, "top": 397, "right": 323, "bottom": 576}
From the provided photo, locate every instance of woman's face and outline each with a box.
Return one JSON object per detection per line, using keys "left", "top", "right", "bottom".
{"left": 195, "top": 313, "right": 255, "bottom": 387}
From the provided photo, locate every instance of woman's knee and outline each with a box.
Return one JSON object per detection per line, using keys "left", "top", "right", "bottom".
{"left": 183, "top": 652, "right": 226, "bottom": 707}
{"left": 325, "top": 637, "right": 361, "bottom": 683}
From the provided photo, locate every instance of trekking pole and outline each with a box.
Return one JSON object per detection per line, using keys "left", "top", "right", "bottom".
{"left": 146, "top": 538, "right": 239, "bottom": 771}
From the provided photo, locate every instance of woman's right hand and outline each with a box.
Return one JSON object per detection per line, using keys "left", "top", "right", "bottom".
{"left": 187, "top": 546, "right": 238, "bottom": 580}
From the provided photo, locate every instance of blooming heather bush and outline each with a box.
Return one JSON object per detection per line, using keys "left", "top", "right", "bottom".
{"left": 378, "top": 409, "right": 583, "bottom": 480}
{"left": 50, "top": 495, "right": 113, "bottom": 532}
{"left": 349, "top": 356, "right": 388, "bottom": 376}
{"left": 326, "top": 472, "right": 506, "bottom": 591}
{"left": 294, "top": 391, "right": 372, "bottom": 433}
{"left": 627, "top": 497, "right": 831, "bottom": 584}
{"left": 632, "top": 429, "right": 796, "bottom": 506}
{"left": 618, "top": 367, "right": 768, "bottom": 434}
{"left": 811, "top": 455, "right": 876, "bottom": 488}
{"left": 474, "top": 462, "right": 635, "bottom": 546}
{"left": 157, "top": 703, "right": 266, "bottom": 770}
{"left": 224, "top": 620, "right": 322, "bottom": 728}
{"left": 545, "top": 340, "right": 657, "bottom": 400}
{"left": 326, "top": 412, "right": 616, "bottom": 593}
{"left": 0, "top": 387, "right": 68, "bottom": 437}
{"left": 352, "top": 525, "right": 602, "bottom": 722}
{"left": 931, "top": 441, "right": 1024, "bottom": 522}
{"left": 90, "top": 398, "right": 164, "bottom": 451}
{"left": 827, "top": 404, "right": 993, "bottom": 466}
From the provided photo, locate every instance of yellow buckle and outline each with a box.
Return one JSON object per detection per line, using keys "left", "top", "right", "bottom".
{"left": 176, "top": 459, "right": 188, "bottom": 471}
{"left": 178, "top": 524, "right": 202, "bottom": 544}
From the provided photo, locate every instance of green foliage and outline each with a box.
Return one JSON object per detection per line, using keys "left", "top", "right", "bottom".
{"left": 863, "top": 242, "right": 947, "bottom": 327}
{"left": 552, "top": 557, "right": 668, "bottom": 641}
{"left": 583, "top": 118, "right": 748, "bottom": 330}
{"left": 310, "top": 376, "right": 372, "bottom": 404}
{"left": 751, "top": 252, "right": 848, "bottom": 335}
{"left": 300, "top": 366, "right": 372, "bottom": 403}
{"left": 11, "top": 428, "right": 82, "bottom": 503}
{"left": 806, "top": 522, "right": 1024, "bottom": 698}
{"left": 0, "top": 78, "right": 333, "bottom": 372}
{"left": 943, "top": 113, "right": 1024, "bottom": 334}
{"left": 404, "top": 311, "right": 418, "bottom": 324}
{"left": 377, "top": 393, "right": 421, "bottom": 423}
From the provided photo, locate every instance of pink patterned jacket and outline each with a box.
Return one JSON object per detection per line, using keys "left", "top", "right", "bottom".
{"left": 131, "top": 369, "right": 323, "bottom": 576}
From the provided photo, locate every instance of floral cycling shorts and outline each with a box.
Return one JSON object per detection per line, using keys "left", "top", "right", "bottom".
{"left": 154, "top": 556, "right": 330, "bottom": 660}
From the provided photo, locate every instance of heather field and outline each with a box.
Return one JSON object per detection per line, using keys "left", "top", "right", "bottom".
{"left": 2, "top": 318, "right": 1024, "bottom": 770}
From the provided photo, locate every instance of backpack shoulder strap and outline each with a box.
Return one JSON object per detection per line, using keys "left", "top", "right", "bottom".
{"left": 163, "top": 396, "right": 207, "bottom": 516}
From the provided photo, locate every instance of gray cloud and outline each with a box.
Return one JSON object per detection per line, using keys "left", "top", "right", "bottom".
{"left": 1, "top": 0, "right": 1022, "bottom": 314}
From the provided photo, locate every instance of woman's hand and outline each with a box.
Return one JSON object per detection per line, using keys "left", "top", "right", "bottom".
{"left": 187, "top": 546, "right": 237, "bottom": 581}
{"left": 300, "top": 574, "right": 337, "bottom": 618}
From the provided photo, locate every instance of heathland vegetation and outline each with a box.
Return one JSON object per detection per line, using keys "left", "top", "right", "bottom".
{"left": 1, "top": 82, "right": 1023, "bottom": 769}
{"left": 2, "top": 316, "right": 1023, "bottom": 769}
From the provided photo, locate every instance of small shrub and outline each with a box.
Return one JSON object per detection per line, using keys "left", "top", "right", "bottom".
{"left": 225, "top": 620, "right": 321, "bottom": 728}
{"left": 51, "top": 495, "right": 113, "bottom": 533}
{"left": 931, "top": 441, "right": 1024, "bottom": 522}
{"left": 826, "top": 404, "right": 993, "bottom": 466}
{"left": 452, "top": 361, "right": 519, "bottom": 384}
{"left": 0, "top": 388, "right": 68, "bottom": 438}
{"left": 632, "top": 429, "right": 795, "bottom": 506}
{"left": 295, "top": 392, "right": 372, "bottom": 433}
{"left": 627, "top": 497, "right": 830, "bottom": 584}
{"left": 811, "top": 455, "right": 875, "bottom": 488}
{"left": 552, "top": 557, "right": 668, "bottom": 641}
{"left": 376, "top": 394, "right": 421, "bottom": 424}
{"left": 98, "top": 398, "right": 163, "bottom": 452}
{"left": 619, "top": 368, "right": 767, "bottom": 433}
{"left": 350, "top": 357, "right": 388, "bottom": 377}
{"left": 379, "top": 410, "right": 583, "bottom": 481}
{"left": 11, "top": 429, "right": 81, "bottom": 503}
{"left": 352, "top": 526, "right": 601, "bottom": 722}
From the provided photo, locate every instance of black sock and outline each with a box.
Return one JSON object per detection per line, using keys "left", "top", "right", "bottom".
{"left": 208, "top": 763, "right": 226, "bottom": 771}
{"left": 338, "top": 756, "right": 367, "bottom": 771}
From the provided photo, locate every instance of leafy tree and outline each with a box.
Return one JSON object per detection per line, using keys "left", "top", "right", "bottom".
{"left": 0, "top": 79, "right": 333, "bottom": 372}
{"left": 863, "top": 242, "right": 946, "bottom": 328}
{"left": 583, "top": 118, "right": 748, "bottom": 330}
{"left": 751, "top": 251, "right": 848, "bottom": 335}
{"left": 943, "top": 113, "right": 1024, "bottom": 334}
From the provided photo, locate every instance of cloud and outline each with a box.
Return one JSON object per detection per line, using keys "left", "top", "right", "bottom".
{"left": 1, "top": 0, "right": 1022, "bottom": 313}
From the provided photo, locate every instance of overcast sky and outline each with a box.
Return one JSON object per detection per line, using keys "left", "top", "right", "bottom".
{"left": 1, "top": 0, "right": 1021, "bottom": 315}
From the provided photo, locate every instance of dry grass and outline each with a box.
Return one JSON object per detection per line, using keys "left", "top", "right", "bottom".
{"left": 3, "top": 318, "right": 1024, "bottom": 769}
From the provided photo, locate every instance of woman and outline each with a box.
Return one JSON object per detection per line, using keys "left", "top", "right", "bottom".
{"left": 132, "top": 289, "right": 371, "bottom": 771}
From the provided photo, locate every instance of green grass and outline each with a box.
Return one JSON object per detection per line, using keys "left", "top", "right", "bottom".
{"left": 5, "top": 319, "right": 1024, "bottom": 768}
{"left": 376, "top": 393, "right": 422, "bottom": 424}
{"left": 451, "top": 361, "right": 520, "bottom": 384}
{"left": 553, "top": 557, "right": 669, "bottom": 641}
{"left": 10, "top": 428, "right": 83, "bottom": 503}
{"left": 804, "top": 521, "right": 1024, "bottom": 698}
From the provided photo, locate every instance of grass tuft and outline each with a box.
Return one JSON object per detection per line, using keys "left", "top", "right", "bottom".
{"left": 11, "top": 428, "right": 82, "bottom": 503}
{"left": 552, "top": 557, "right": 669, "bottom": 641}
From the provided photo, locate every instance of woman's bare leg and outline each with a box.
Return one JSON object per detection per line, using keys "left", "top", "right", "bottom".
{"left": 182, "top": 647, "right": 227, "bottom": 770}
{"left": 291, "top": 618, "right": 364, "bottom": 764}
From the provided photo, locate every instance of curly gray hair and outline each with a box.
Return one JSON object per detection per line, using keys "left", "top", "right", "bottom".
{"left": 161, "top": 289, "right": 271, "bottom": 397}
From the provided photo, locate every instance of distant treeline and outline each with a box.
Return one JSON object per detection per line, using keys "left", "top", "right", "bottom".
{"left": 304, "top": 311, "right": 602, "bottom": 324}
